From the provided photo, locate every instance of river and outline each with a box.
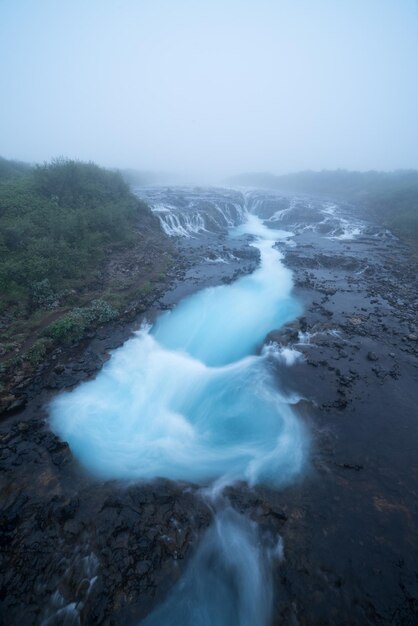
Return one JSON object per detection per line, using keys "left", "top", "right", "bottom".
{"left": 49, "top": 190, "right": 315, "bottom": 625}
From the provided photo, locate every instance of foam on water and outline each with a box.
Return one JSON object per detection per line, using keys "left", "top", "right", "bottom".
{"left": 49, "top": 214, "right": 307, "bottom": 486}
{"left": 263, "top": 342, "right": 305, "bottom": 366}
{"left": 329, "top": 223, "right": 362, "bottom": 240}
{"left": 320, "top": 204, "right": 364, "bottom": 240}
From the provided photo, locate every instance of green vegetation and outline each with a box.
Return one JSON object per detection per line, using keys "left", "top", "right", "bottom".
{"left": 228, "top": 170, "right": 418, "bottom": 252}
{"left": 0, "top": 158, "right": 149, "bottom": 313}
{"left": 0, "top": 156, "right": 32, "bottom": 180}
{"left": 26, "top": 337, "right": 53, "bottom": 367}
{"left": 0, "top": 157, "right": 171, "bottom": 408}
{"left": 45, "top": 299, "right": 118, "bottom": 344}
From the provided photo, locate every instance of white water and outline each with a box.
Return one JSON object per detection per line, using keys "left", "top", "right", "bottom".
{"left": 49, "top": 206, "right": 308, "bottom": 626}
{"left": 41, "top": 551, "right": 98, "bottom": 626}
{"left": 157, "top": 210, "right": 207, "bottom": 237}
{"left": 46, "top": 187, "right": 372, "bottom": 624}
{"left": 141, "top": 506, "right": 283, "bottom": 626}
{"left": 150, "top": 194, "right": 247, "bottom": 237}
{"left": 262, "top": 342, "right": 305, "bottom": 366}
{"left": 320, "top": 202, "right": 364, "bottom": 240}
{"left": 49, "top": 215, "right": 306, "bottom": 486}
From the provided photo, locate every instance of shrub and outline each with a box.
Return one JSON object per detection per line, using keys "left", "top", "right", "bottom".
{"left": 31, "top": 278, "right": 58, "bottom": 310}
{"left": 46, "top": 310, "right": 88, "bottom": 344}
{"left": 0, "top": 157, "right": 147, "bottom": 309}
{"left": 26, "top": 337, "right": 53, "bottom": 366}
{"left": 45, "top": 299, "right": 118, "bottom": 345}
{"left": 140, "top": 280, "right": 152, "bottom": 295}
{"left": 89, "top": 299, "right": 118, "bottom": 323}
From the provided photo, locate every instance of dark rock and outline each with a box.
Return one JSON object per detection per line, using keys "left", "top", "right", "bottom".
{"left": 335, "top": 463, "right": 364, "bottom": 471}
{"left": 265, "top": 324, "right": 299, "bottom": 347}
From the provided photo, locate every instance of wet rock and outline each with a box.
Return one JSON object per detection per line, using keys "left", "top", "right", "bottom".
{"left": 286, "top": 252, "right": 363, "bottom": 272}
{"left": 335, "top": 463, "right": 364, "bottom": 471}
{"left": 320, "top": 287, "right": 337, "bottom": 296}
{"left": 333, "top": 397, "right": 348, "bottom": 409}
{"left": 265, "top": 323, "right": 300, "bottom": 347}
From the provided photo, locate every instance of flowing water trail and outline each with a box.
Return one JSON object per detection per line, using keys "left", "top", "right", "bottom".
{"left": 50, "top": 214, "right": 306, "bottom": 486}
{"left": 49, "top": 203, "right": 309, "bottom": 624}
{"left": 140, "top": 502, "right": 283, "bottom": 626}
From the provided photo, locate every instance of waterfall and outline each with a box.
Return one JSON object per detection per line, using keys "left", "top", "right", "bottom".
{"left": 141, "top": 504, "right": 283, "bottom": 626}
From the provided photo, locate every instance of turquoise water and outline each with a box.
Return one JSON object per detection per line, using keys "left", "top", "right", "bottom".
{"left": 49, "top": 215, "right": 306, "bottom": 486}
{"left": 141, "top": 506, "right": 281, "bottom": 626}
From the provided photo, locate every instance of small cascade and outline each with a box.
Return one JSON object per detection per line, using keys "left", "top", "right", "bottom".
{"left": 41, "top": 551, "right": 98, "bottom": 626}
{"left": 135, "top": 187, "right": 248, "bottom": 237}
{"left": 154, "top": 208, "right": 207, "bottom": 237}
{"left": 140, "top": 504, "right": 283, "bottom": 626}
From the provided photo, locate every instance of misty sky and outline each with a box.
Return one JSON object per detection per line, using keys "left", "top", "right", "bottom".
{"left": 1, "top": 0, "right": 418, "bottom": 179}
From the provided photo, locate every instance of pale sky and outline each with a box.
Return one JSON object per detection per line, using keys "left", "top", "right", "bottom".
{"left": 1, "top": 0, "right": 418, "bottom": 179}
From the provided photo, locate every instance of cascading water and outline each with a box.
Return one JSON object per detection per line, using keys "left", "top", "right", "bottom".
{"left": 49, "top": 215, "right": 305, "bottom": 485}
{"left": 140, "top": 505, "right": 283, "bottom": 626}
{"left": 137, "top": 187, "right": 248, "bottom": 237}
{"left": 49, "top": 193, "right": 310, "bottom": 625}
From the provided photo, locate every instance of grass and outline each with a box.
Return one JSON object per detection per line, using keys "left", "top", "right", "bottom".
{"left": 0, "top": 156, "right": 174, "bottom": 411}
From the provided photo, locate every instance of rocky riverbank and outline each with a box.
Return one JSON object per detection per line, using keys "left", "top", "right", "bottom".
{"left": 260, "top": 214, "right": 418, "bottom": 624}
{"left": 0, "top": 217, "right": 261, "bottom": 626}
{"left": 1, "top": 190, "right": 417, "bottom": 625}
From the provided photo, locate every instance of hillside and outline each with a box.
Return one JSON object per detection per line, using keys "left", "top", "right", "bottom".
{"left": 0, "top": 158, "right": 174, "bottom": 412}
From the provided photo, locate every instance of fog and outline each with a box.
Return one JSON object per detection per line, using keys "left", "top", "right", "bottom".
{"left": 1, "top": 0, "right": 418, "bottom": 180}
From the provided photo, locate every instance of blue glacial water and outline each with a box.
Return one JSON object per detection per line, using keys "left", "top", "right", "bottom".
{"left": 49, "top": 214, "right": 306, "bottom": 486}
{"left": 141, "top": 506, "right": 282, "bottom": 626}
{"left": 49, "top": 208, "right": 309, "bottom": 626}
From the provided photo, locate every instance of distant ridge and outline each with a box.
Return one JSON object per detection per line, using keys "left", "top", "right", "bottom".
{"left": 0, "top": 156, "right": 32, "bottom": 180}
